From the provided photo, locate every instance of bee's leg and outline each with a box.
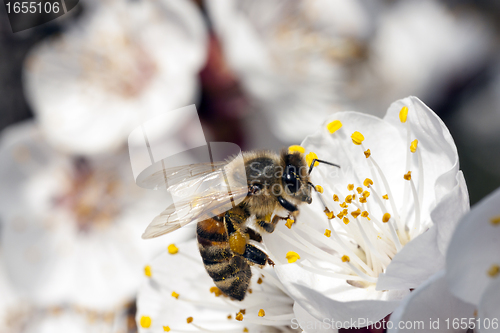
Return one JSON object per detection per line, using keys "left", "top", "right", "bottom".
{"left": 242, "top": 243, "right": 274, "bottom": 267}
{"left": 256, "top": 214, "right": 287, "bottom": 233}
{"left": 224, "top": 212, "right": 248, "bottom": 255}
{"left": 245, "top": 227, "right": 262, "bottom": 243}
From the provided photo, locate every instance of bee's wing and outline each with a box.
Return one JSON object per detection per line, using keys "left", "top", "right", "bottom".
{"left": 141, "top": 187, "right": 249, "bottom": 239}
{"left": 138, "top": 162, "right": 228, "bottom": 190}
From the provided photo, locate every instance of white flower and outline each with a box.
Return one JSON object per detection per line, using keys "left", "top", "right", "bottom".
{"left": 262, "top": 96, "right": 468, "bottom": 328}
{"left": 387, "top": 270, "right": 475, "bottom": 333}
{"left": 23, "top": 0, "right": 207, "bottom": 155}
{"left": 136, "top": 239, "right": 299, "bottom": 333}
{"left": 0, "top": 121, "right": 193, "bottom": 312}
{"left": 446, "top": 187, "right": 500, "bottom": 332}
{"left": 206, "top": 0, "right": 370, "bottom": 142}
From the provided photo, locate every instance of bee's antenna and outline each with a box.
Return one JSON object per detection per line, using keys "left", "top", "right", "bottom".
{"left": 308, "top": 182, "right": 333, "bottom": 216}
{"left": 308, "top": 159, "right": 340, "bottom": 175}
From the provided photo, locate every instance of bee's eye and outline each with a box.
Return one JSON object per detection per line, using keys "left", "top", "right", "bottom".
{"left": 283, "top": 165, "right": 300, "bottom": 193}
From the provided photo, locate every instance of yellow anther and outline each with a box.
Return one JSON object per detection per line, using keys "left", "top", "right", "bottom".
{"left": 353, "top": 194, "right": 357, "bottom": 200}
{"left": 210, "top": 286, "right": 222, "bottom": 297}
{"left": 363, "top": 178, "right": 373, "bottom": 187}
{"left": 257, "top": 277, "right": 263, "bottom": 284}
{"left": 288, "top": 145, "right": 305, "bottom": 154}
{"left": 404, "top": 171, "right": 412, "bottom": 181}
{"left": 163, "top": 326, "right": 171, "bottom": 332}
{"left": 140, "top": 316, "right": 152, "bottom": 328}
{"left": 343, "top": 217, "right": 350, "bottom": 225}
{"left": 333, "top": 194, "right": 339, "bottom": 202}
{"left": 361, "top": 211, "right": 369, "bottom": 218}
{"left": 243, "top": 328, "right": 249, "bottom": 333}
{"left": 356, "top": 187, "right": 363, "bottom": 194}
{"left": 235, "top": 312, "right": 243, "bottom": 321}
{"left": 487, "top": 264, "right": 500, "bottom": 277}
{"left": 410, "top": 139, "right": 418, "bottom": 153}
{"left": 285, "top": 219, "right": 295, "bottom": 229}
{"left": 144, "top": 265, "right": 152, "bottom": 278}
{"left": 324, "top": 209, "right": 335, "bottom": 219}
{"left": 167, "top": 244, "right": 179, "bottom": 254}
{"left": 359, "top": 196, "right": 367, "bottom": 203}
{"left": 187, "top": 317, "right": 193, "bottom": 324}
{"left": 227, "top": 315, "right": 232, "bottom": 320}
{"left": 240, "top": 309, "right": 246, "bottom": 315}
{"left": 258, "top": 309, "right": 265, "bottom": 317}
{"left": 399, "top": 106, "right": 408, "bottom": 123}
{"left": 382, "top": 213, "right": 391, "bottom": 223}
{"left": 171, "top": 291, "right": 179, "bottom": 299}
{"left": 324, "top": 229, "right": 331, "bottom": 237}
{"left": 248, "top": 289, "right": 252, "bottom": 294}
{"left": 341, "top": 255, "right": 350, "bottom": 263}
{"left": 342, "top": 209, "right": 348, "bottom": 215}
{"left": 351, "top": 209, "right": 361, "bottom": 218}
{"left": 490, "top": 216, "right": 500, "bottom": 226}
{"left": 286, "top": 251, "right": 300, "bottom": 263}
{"left": 340, "top": 202, "right": 347, "bottom": 208}
{"left": 337, "top": 212, "right": 344, "bottom": 219}
{"left": 383, "top": 194, "right": 389, "bottom": 200}
{"left": 362, "top": 191, "right": 370, "bottom": 198}
{"left": 327, "top": 120, "right": 343, "bottom": 134}
{"left": 315, "top": 185, "right": 323, "bottom": 193}
{"left": 351, "top": 131, "right": 365, "bottom": 145}
{"left": 345, "top": 195, "right": 353, "bottom": 204}
{"left": 306, "top": 152, "right": 319, "bottom": 168}
{"left": 364, "top": 149, "right": 371, "bottom": 158}
{"left": 347, "top": 184, "right": 354, "bottom": 191}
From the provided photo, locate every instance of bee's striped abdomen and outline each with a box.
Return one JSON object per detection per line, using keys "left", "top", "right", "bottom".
{"left": 196, "top": 218, "right": 251, "bottom": 301}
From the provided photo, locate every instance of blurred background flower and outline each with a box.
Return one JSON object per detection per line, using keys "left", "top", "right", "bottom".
{"left": 1, "top": 0, "right": 500, "bottom": 332}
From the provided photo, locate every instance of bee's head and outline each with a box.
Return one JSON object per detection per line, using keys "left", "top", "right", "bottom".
{"left": 279, "top": 150, "right": 312, "bottom": 204}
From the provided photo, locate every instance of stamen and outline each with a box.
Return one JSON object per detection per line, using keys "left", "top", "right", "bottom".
{"left": 343, "top": 217, "right": 350, "bottom": 225}
{"left": 258, "top": 309, "right": 265, "bottom": 317}
{"left": 168, "top": 244, "right": 179, "bottom": 254}
{"left": 382, "top": 194, "right": 388, "bottom": 200}
{"left": 341, "top": 255, "right": 350, "bottom": 262}
{"left": 362, "top": 191, "right": 370, "bottom": 198}
{"left": 345, "top": 195, "right": 353, "bottom": 203}
{"left": 187, "top": 317, "right": 194, "bottom": 324}
{"left": 364, "top": 149, "right": 371, "bottom": 158}
{"left": 327, "top": 120, "right": 343, "bottom": 134}
{"left": 235, "top": 312, "right": 243, "bottom": 321}
{"left": 324, "top": 209, "right": 334, "bottom": 219}
{"left": 404, "top": 171, "right": 412, "bottom": 180}
{"left": 351, "top": 131, "right": 365, "bottom": 145}
{"left": 315, "top": 185, "right": 323, "bottom": 193}
{"left": 399, "top": 106, "right": 408, "bottom": 123}
{"left": 324, "top": 229, "right": 331, "bottom": 237}
{"left": 163, "top": 326, "right": 171, "bottom": 332}
{"left": 288, "top": 145, "right": 305, "bottom": 154}
{"left": 144, "top": 265, "right": 152, "bottom": 277}
{"left": 306, "top": 152, "right": 319, "bottom": 168}
{"left": 410, "top": 140, "right": 418, "bottom": 153}
{"left": 487, "top": 264, "right": 500, "bottom": 278}
{"left": 285, "top": 251, "right": 300, "bottom": 263}
{"left": 347, "top": 184, "right": 354, "bottom": 191}
{"left": 382, "top": 213, "right": 391, "bottom": 223}
{"left": 356, "top": 187, "right": 363, "bottom": 194}
{"left": 140, "top": 316, "right": 152, "bottom": 328}
{"left": 490, "top": 216, "right": 500, "bottom": 226}
{"left": 351, "top": 209, "right": 361, "bottom": 218}
{"left": 408, "top": 178, "right": 422, "bottom": 236}
{"left": 285, "top": 219, "right": 294, "bottom": 229}
{"left": 333, "top": 194, "right": 339, "bottom": 202}
{"left": 171, "top": 291, "right": 180, "bottom": 299}
{"left": 363, "top": 178, "right": 373, "bottom": 187}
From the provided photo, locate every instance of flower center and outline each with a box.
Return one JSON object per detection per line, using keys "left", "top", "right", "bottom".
{"left": 278, "top": 106, "right": 427, "bottom": 287}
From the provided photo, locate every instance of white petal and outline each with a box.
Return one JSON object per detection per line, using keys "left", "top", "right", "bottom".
{"left": 293, "top": 302, "right": 339, "bottom": 333}
{"left": 377, "top": 171, "right": 469, "bottom": 290}
{"left": 478, "top": 276, "right": 500, "bottom": 333}
{"left": 446, "top": 187, "right": 500, "bottom": 305}
{"left": 388, "top": 271, "right": 475, "bottom": 333}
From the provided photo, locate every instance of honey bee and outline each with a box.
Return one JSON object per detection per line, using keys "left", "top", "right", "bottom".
{"left": 141, "top": 149, "right": 337, "bottom": 300}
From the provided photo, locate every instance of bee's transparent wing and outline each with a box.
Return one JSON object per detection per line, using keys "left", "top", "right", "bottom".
{"left": 141, "top": 187, "right": 249, "bottom": 239}
{"left": 137, "top": 161, "right": 228, "bottom": 190}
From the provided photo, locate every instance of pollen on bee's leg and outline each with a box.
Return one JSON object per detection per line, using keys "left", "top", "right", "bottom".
{"left": 167, "top": 244, "right": 179, "bottom": 254}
